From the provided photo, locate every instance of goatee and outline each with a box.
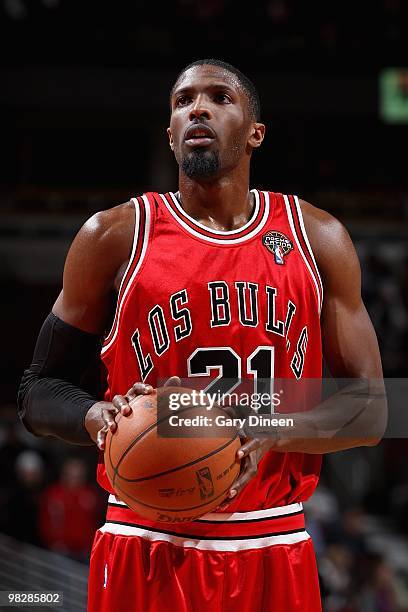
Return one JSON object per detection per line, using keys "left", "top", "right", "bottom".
{"left": 181, "top": 150, "right": 220, "bottom": 180}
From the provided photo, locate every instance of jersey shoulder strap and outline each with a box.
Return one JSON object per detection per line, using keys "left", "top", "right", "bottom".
{"left": 102, "top": 194, "right": 154, "bottom": 353}
{"left": 283, "top": 194, "right": 324, "bottom": 314}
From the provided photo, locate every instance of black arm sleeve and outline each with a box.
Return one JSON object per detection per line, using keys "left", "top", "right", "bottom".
{"left": 17, "top": 313, "right": 103, "bottom": 445}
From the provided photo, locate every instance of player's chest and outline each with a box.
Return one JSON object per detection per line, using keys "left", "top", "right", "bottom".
{"left": 124, "top": 237, "right": 316, "bottom": 342}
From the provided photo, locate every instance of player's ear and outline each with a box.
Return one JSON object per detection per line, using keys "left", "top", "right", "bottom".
{"left": 167, "top": 127, "right": 174, "bottom": 151}
{"left": 248, "top": 123, "right": 265, "bottom": 149}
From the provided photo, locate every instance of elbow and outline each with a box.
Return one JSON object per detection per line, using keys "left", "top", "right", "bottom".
{"left": 345, "top": 404, "right": 387, "bottom": 449}
{"left": 17, "top": 373, "right": 29, "bottom": 425}
{"left": 17, "top": 370, "right": 39, "bottom": 436}
{"left": 363, "top": 435, "right": 382, "bottom": 447}
{"left": 363, "top": 402, "right": 388, "bottom": 447}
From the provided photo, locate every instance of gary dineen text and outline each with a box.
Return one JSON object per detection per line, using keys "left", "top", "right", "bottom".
{"left": 167, "top": 414, "right": 294, "bottom": 429}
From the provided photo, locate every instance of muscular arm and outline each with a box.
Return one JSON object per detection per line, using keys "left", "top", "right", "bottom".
{"left": 53, "top": 202, "right": 135, "bottom": 334}
{"left": 17, "top": 202, "right": 135, "bottom": 445}
{"left": 303, "top": 200, "right": 383, "bottom": 382}
{"left": 270, "top": 201, "right": 386, "bottom": 453}
{"left": 227, "top": 200, "right": 387, "bottom": 502}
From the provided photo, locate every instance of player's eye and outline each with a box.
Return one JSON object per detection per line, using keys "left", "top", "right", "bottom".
{"left": 175, "top": 95, "right": 191, "bottom": 107}
{"left": 214, "top": 92, "right": 232, "bottom": 104}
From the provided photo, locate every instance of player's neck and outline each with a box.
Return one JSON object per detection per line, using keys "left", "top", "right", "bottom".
{"left": 177, "top": 174, "right": 253, "bottom": 232}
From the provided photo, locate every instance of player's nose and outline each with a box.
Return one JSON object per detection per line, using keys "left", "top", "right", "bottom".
{"left": 189, "top": 95, "right": 212, "bottom": 121}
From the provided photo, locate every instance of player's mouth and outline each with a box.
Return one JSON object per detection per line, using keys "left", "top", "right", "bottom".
{"left": 184, "top": 124, "right": 216, "bottom": 147}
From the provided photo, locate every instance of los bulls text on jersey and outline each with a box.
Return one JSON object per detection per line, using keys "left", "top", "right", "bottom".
{"left": 98, "top": 190, "right": 324, "bottom": 510}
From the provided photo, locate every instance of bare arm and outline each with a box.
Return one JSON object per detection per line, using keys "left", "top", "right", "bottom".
{"left": 303, "top": 200, "right": 383, "bottom": 381}
{"left": 226, "top": 201, "right": 387, "bottom": 502}
{"left": 266, "top": 201, "right": 386, "bottom": 452}
{"left": 53, "top": 201, "right": 135, "bottom": 333}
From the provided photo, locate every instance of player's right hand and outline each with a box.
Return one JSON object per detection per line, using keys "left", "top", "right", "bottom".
{"left": 85, "top": 377, "right": 181, "bottom": 450}
{"left": 85, "top": 382, "right": 154, "bottom": 450}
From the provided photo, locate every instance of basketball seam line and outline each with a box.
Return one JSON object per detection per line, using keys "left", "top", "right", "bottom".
{"left": 113, "top": 401, "right": 237, "bottom": 475}
{"left": 116, "top": 433, "right": 240, "bottom": 483}
{"left": 112, "top": 476, "right": 239, "bottom": 512}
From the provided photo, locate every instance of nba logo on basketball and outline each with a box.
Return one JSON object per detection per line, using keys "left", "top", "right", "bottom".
{"left": 196, "top": 467, "right": 215, "bottom": 499}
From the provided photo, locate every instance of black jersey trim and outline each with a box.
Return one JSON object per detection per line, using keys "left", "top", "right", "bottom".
{"left": 104, "top": 520, "right": 306, "bottom": 541}
{"left": 107, "top": 502, "right": 304, "bottom": 524}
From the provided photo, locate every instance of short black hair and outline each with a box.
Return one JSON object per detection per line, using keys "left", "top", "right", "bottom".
{"left": 171, "top": 58, "right": 261, "bottom": 121}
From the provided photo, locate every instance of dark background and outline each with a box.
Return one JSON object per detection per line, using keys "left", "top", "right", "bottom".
{"left": 0, "top": 1, "right": 408, "bottom": 611}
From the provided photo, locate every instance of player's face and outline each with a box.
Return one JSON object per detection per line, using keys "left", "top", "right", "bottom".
{"left": 168, "top": 65, "right": 264, "bottom": 180}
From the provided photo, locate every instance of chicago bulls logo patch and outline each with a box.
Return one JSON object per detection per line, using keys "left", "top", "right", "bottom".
{"left": 262, "top": 231, "right": 293, "bottom": 265}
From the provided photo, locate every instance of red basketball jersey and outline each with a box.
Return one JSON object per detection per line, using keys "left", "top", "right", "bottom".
{"left": 98, "top": 190, "right": 324, "bottom": 510}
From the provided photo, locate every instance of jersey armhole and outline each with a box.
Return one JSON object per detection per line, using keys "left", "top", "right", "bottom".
{"left": 283, "top": 195, "right": 324, "bottom": 315}
{"left": 101, "top": 195, "right": 152, "bottom": 354}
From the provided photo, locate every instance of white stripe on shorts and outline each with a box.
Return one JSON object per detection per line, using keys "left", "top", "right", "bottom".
{"left": 107, "top": 494, "right": 303, "bottom": 521}
{"left": 99, "top": 521, "right": 309, "bottom": 551}
{"left": 105, "top": 495, "right": 308, "bottom": 551}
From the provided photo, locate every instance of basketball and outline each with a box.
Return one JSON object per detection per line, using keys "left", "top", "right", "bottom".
{"left": 104, "top": 387, "right": 241, "bottom": 522}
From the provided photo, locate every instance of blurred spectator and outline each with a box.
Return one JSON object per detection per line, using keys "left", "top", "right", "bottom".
{"left": 38, "top": 457, "right": 100, "bottom": 562}
{"left": 332, "top": 508, "right": 369, "bottom": 558}
{"left": 2, "top": 450, "right": 45, "bottom": 545}
{"left": 305, "top": 478, "right": 340, "bottom": 555}
{"left": 319, "top": 543, "right": 354, "bottom": 611}
{"left": 362, "top": 250, "right": 408, "bottom": 376}
{"left": 355, "top": 553, "right": 408, "bottom": 612}
{"left": 390, "top": 473, "right": 408, "bottom": 535}
{"left": 0, "top": 422, "right": 26, "bottom": 490}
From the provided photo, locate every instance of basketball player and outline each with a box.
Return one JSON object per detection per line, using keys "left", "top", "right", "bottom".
{"left": 18, "top": 59, "right": 384, "bottom": 611}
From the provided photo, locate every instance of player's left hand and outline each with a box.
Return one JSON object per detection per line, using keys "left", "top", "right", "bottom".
{"left": 217, "top": 437, "right": 275, "bottom": 510}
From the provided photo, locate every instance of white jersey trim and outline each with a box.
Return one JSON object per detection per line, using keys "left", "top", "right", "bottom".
{"left": 108, "top": 495, "right": 127, "bottom": 506}
{"left": 99, "top": 522, "right": 309, "bottom": 551}
{"left": 198, "top": 502, "right": 303, "bottom": 522}
{"left": 283, "top": 195, "right": 323, "bottom": 314}
{"left": 168, "top": 190, "right": 260, "bottom": 235}
{"left": 107, "top": 494, "right": 303, "bottom": 522}
{"left": 293, "top": 195, "right": 324, "bottom": 308}
{"left": 101, "top": 195, "right": 151, "bottom": 354}
{"left": 159, "top": 190, "right": 270, "bottom": 245}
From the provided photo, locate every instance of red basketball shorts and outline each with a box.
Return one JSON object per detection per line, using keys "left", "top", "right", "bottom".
{"left": 87, "top": 495, "right": 321, "bottom": 612}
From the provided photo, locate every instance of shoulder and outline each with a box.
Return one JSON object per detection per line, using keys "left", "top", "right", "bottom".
{"left": 52, "top": 200, "right": 138, "bottom": 332}
{"left": 78, "top": 200, "right": 135, "bottom": 251}
{"left": 297, "top": 198, "right": 352, "bottom": 254}
{"left": 68, "top": 200, "right": 136, "bottom": 279}
{"left": 62, "top": 199, "right": 137, "bottom": 294}
{"left": 297, "top": 198, "right": 360, "bottom": 283}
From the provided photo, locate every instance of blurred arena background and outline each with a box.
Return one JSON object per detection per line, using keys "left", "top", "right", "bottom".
{"left": 0, "top": 1, "right": 408, "bottom": 610}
